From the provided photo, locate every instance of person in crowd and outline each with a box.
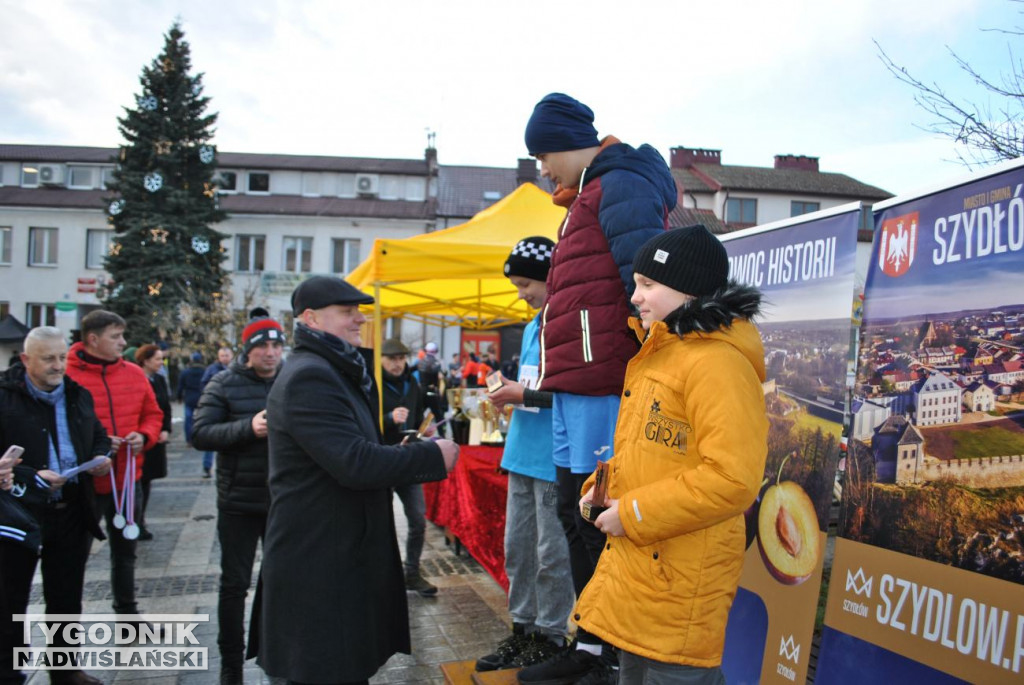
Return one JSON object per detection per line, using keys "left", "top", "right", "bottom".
{"left": 198, "top": 344, "right": 235, "bottom": 478}
{"left": 414, "top": 341, "right": 444, "bottom": 423}
{"left": 134, "top": 344, "right": 171, "bottom": 541}
{"left": 515, "top": 92, "right": 676, "bottom": 685}
{"left": 192, "top": 314, "right": 284, "bottom": 685}
{"left": 0, "top": 326, "right": 112, "bottom": 685}
{"left": 461, "top": 352, "right": 481, "bottom": 388}
{"left": 574, "top": 226, "right": 768, "bottom": 685}
{"left": 176, "top": 351, "right": 206, "bottom": 473}
{"left": 257, "top": 275, "right": 460, "bottom": 684}
{"left": 66, "top": 310, "right": 163, "bottom": 620}
{"left": 500, "top": 354, "right": 519, "bottom": 384}
{"left": 380, "top": 337, "right": 438, "bottom": 597}
{"left": 475, "top": 237, "right": 574, "bottom": 673}
{"left": 447, "top": 353, "right": 462, "bottom": 390}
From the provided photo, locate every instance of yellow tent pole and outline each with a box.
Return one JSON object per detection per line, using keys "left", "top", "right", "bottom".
{"left": 374, "top": 282, "right": 383, "bottom": 431}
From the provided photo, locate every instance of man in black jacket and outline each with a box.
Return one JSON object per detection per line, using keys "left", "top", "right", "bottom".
{"left": 0, "top": 326, "right": 111, "bottom": 685}
{"left": 380, "top": 338, "right": 436, "bottom": 596}
{"left": 257, "top": 276, "right": 459, "bottom": 684}
{"left": 191, "top": 316, "right": 284, "bottom": 685}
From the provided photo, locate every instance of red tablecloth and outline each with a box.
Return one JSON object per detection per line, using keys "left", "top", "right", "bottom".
{"left": 423, "top": 445, "right": 508, "bottom": 591}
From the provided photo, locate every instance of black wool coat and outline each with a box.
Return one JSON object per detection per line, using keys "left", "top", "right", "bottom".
{"left": 141, "top": 373, "right": 172, "bottom": 481}
{"left": 256, "top": 325, "right": 448, "bottom": 683}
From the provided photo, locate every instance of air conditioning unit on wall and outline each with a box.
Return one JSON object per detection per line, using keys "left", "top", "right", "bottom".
{"left": 355, "top": 173, "right": 379, "bottom": 196}
{"left": 38, "top": 164, "right": 65, "bottom": 185}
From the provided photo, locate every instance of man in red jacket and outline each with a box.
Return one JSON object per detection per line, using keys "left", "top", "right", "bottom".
{"left": 66, "top": 310, "right": 163, "bottom": 618}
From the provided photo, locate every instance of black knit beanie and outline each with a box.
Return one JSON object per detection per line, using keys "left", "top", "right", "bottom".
{"left": 632, "top": 225, "right": 728, "bottom": 297}
{"left": 504, "top": 236, "right": 555, "bottom": 282}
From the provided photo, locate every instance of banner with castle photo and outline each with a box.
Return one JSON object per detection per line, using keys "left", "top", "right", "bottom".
{"left": 816, "top": 158, "right": 1024, "bottom": 683}
{"left": 717, "top": 203, "right": 863, "bottom": 684}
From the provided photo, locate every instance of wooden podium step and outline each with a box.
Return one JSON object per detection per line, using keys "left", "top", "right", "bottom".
{"left": 439, "top": 659, "right": 520, "bottom": 685}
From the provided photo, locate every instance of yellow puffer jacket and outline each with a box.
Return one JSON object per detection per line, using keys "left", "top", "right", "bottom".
{"left": 574, "top": 284, "right": 768, "bottom": 667}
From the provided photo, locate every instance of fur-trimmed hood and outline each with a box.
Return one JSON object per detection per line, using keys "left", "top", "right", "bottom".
{"left": 663, "top": 280, "right": 762, "bottom": 337}
{"left": 631, "top": 280, "right": 766, "bottom": 383}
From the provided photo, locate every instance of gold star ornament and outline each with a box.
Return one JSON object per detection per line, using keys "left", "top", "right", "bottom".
{"left": 109, "top": 243, "right": 122, "bottom": 256}
{"left": 154, "top": 140, "right": 172, "bottom": 155}
{"left": 150, "top": 227, "right": 169, "bottom": 243}
{"left": 148, "top": 282, "right": 163, "bottom": 296}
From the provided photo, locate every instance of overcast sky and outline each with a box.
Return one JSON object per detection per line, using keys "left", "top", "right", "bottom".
{"left": 1, "top": 0, "right": 1019, "bottom": 197}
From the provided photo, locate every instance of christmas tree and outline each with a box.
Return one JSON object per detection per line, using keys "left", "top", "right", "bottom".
{"left": 102, "top": 21, "right": 230, "bottom": 349}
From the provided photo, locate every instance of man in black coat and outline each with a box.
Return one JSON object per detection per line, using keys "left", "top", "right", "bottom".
{"left": 0, "top": 326, "right": 111, "bottom": 685}
{"left": 191, "top": 315, "right": 284, "bottom": 685}
{"left": 257, "top": 276, "right": 459, "bottom": 684}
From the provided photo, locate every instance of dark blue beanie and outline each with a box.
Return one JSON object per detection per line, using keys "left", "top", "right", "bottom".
{"left": 524, "top": 93, "right": 600, "bottom": 156}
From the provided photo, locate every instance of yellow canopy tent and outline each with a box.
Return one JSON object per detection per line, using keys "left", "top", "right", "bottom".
{"left": 346, "top": 182, "right": 566, "bottom": 331}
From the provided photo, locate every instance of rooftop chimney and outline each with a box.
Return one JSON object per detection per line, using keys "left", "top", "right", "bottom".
{"left": 670, "top": 147, "right": 721, "bottom": 169}
{"left": 774, "top": 154, "right": 818, "bottom": 172}
{"left": 517, "top": 158, "right": 538, "bottom": 186}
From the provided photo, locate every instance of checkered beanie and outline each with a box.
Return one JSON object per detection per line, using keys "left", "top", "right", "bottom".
{"left": 504, "top": 236, "right": 555, "bottom": 282}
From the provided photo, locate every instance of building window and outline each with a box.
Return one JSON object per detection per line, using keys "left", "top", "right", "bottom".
{"left": 282, "top": 236, "right": 312, "bottom": 273}
{"left": 85, "top": 229, "right": 114, "bottom": 269}
{"left": 406, "top": 177, "right": 426, "bottom": 201}
{"left": 337, "top": 174, "right": 356, "bottom": 198}
{"left": 331, "top": 239, "right": 361, "bottom": 275}
{"left": 26, "top": 303, "right": 56, "bottom": 328}
{"left": 0, "top": 227, "right": 11, "bottom": 265}
{"left": 28, "top": 227, "right": 58, "bottom": 266}
{"left": 101, "top": 167, "right": 116, "bottom": 189}
{"left": 21, "top": 165, "right": 39, "bottom": 187}
{"left": 791, "top": 201, "right": 820, "bottom": 217}
{"left": 236, "top": 234, "right": 266, "bottom": 272}
{"left": 68, "top": 166, "right": 95, "bottom": 189}
{"left": 248, "top": 171, "right": 270, "bottom": 193}
{"left": 726, "top": 198, "right": 757, "bottom": 224}
{"left": 216, "top": 170, "right": 238, "bottom": 192}
{"left": 379, "top": 175, "right": 402, "bottom": 200}
{"left": 302, "top": 173, "right": 321, "bottom": 197}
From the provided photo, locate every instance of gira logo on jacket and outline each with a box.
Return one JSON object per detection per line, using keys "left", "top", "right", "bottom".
{"left": 643, "top": 399, "right": 691, "bottom": 454}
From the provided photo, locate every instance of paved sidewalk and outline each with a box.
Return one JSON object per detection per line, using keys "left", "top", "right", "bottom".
{"left": 23, "top": 402, "right": 510, "bottom": 684}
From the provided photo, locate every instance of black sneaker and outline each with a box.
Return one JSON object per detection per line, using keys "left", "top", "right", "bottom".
{"left": 476, "top": 625, "right": 530, "bottom": 671}
{"left": 575, "top": 663, "right": 617, "bottom": 685}
{"left": 516, "top": 644, "right": 598, "bottom": 684}
{"left": 404, "top": 569, "right": 438, "bottom": 597}
{"left": 513, "top": 633, "right": 563, "bottom": 668}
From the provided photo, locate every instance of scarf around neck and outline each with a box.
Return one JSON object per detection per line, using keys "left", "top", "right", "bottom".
{"left": 296, "top": 324, "right": 373, "bottom": 399}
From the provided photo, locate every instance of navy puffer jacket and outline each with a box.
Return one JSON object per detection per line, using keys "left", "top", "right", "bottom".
{"left": 539, "top": 141, "right": 677, "bottom": 396}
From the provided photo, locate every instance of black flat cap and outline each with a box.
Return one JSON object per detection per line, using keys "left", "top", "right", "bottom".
{"left": 291, "top": 275, "right": 374, "bottom": 314}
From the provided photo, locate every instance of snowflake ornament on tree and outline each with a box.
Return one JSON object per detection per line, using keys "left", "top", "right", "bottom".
{"left": 143, "top": 172, "right": 163, "bottom": 192}
{"left": 198, "top": 145, "right": 215, "bottom": 164}
{"left": 109, "top": 200, "right": 125, "bottom": 215}
{"left": 191, "top": 236, "right": 211, "bottom": 254}
{"left": 137, "top": 95, "right": 158, "bottom": 111}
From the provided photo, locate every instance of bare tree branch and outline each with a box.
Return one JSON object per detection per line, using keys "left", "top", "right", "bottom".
{"left": 874, "top": 7, "right": 1024, "bottom": 169}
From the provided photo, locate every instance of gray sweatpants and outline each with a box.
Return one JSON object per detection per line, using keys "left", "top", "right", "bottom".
{"left": 504, "top": 471, "right": 575, "bottom": 639}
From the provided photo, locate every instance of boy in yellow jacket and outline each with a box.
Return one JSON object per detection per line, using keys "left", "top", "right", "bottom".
{"left": 576, "top": 225, "right": 768, "bottom": 684}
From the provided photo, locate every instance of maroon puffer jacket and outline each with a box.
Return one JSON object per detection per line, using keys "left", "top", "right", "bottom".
{"left": 538, "top": 141, "right": 676, "bottom": 396}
